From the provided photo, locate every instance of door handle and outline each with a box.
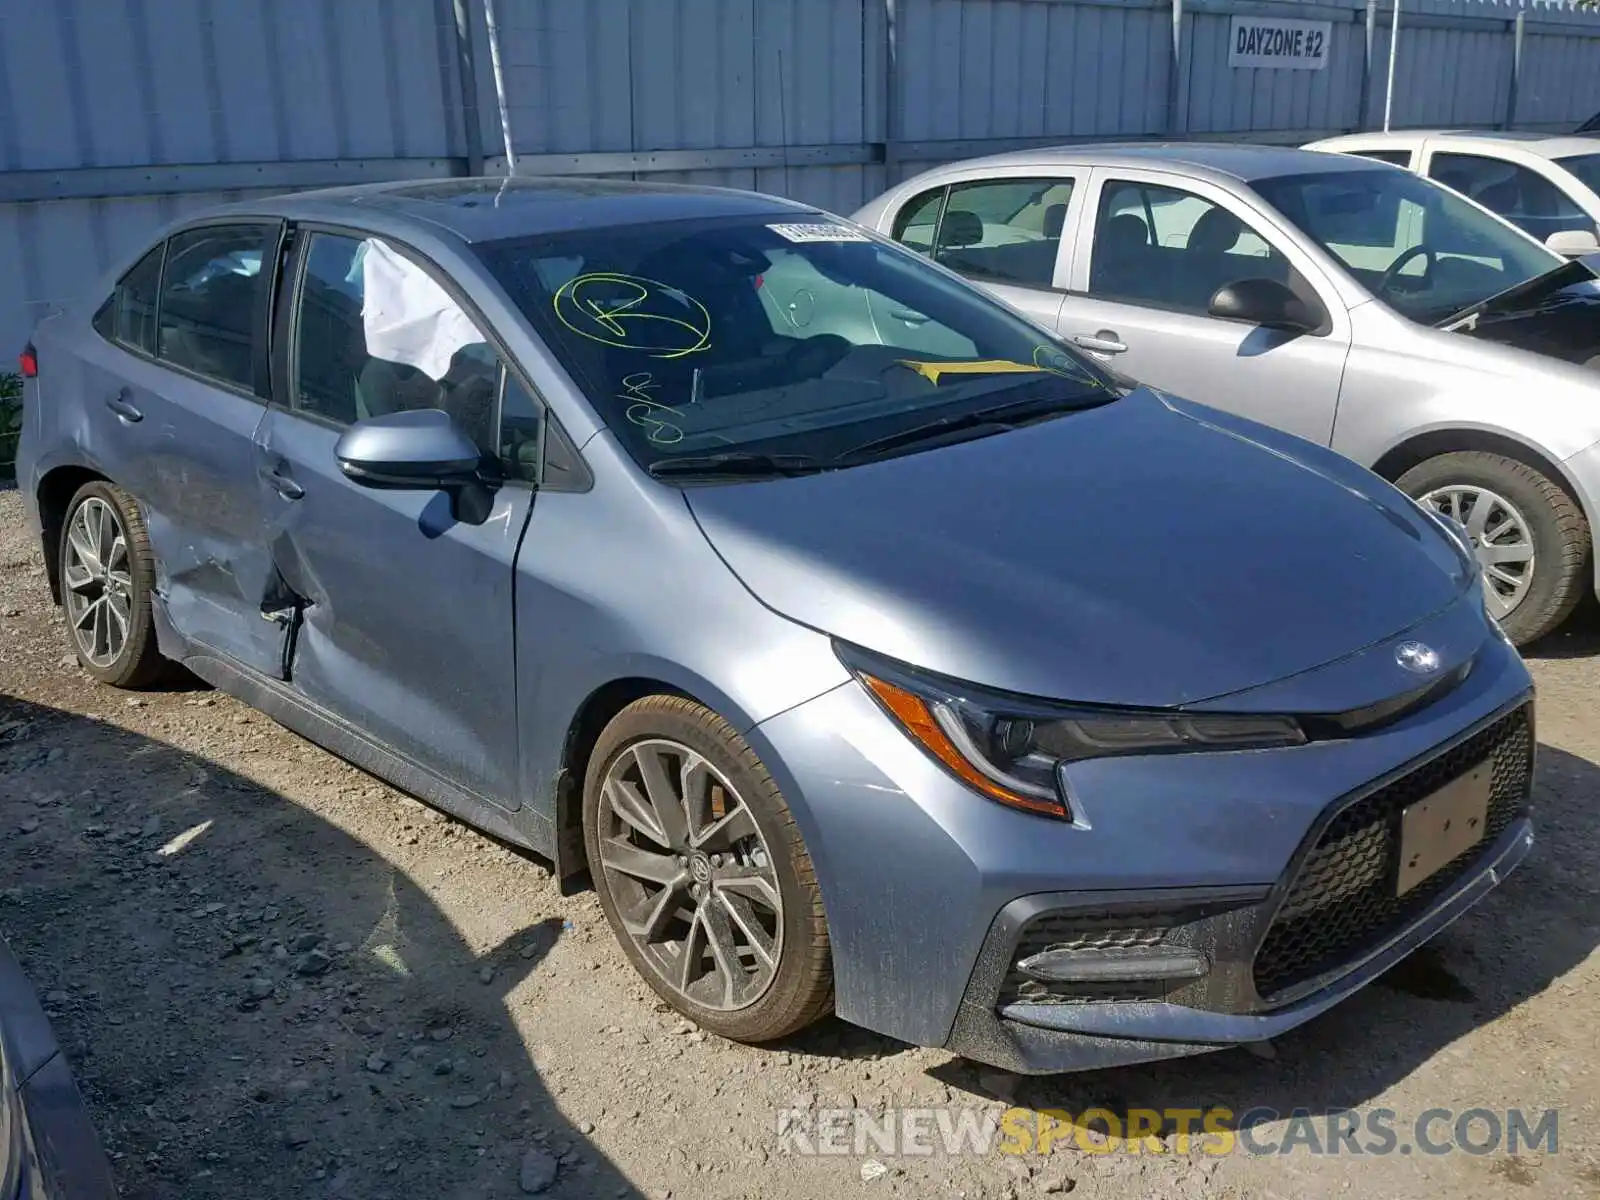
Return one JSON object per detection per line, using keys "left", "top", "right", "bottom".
{"left": 888, "top": 309, "right": 930, "bottom": 325}
{"left": 1072, "top": 331, "right": 1129, "bottom": 355}
{"left": 104, "top": 390, "right": 143, "bottom": 423}
{"left": 268, "top": 470, "right": 305, "bottom": 501}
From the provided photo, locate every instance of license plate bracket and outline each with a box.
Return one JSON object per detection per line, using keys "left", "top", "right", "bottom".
{"left": 1396, "top": 762, "right": 1492, "bottom": 897}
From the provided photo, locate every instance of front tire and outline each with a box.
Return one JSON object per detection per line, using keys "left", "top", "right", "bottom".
{"left": 583, "top": 695, "right": 833, "bottom": 1042}
{"left": 58, "top": 480, "right": 168, "bottom": 688}
{"left": 1398, "top": 451, "right": 1590, "bottom": 646}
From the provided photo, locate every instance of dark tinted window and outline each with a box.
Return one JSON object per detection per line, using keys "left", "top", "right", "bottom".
{"left": 1351, "top": 149, "right": 1412, "bottom": 167}
{"left": 932, "top": 179, "right": 1074, "bottom": 287}
{"left": 93, "top": 245, "right": 164, "bottom": 355}
{"left": 1088, "top": 180, "right": 1290, "bottom": 315}
{"left": 291, "top": 232, "right": 500, "bottom": 456}
{"left": 477, "top": 214, "right": 1116, "bottom": 473}
{"left": 1428, "top": 152, "right": 1590, "bottom": 240}
{"left": 157, "top": 225, "right": 276, "bottom": 393}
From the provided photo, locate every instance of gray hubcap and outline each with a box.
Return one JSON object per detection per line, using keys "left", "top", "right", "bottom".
{"left": 1420, "top": 484, "right": 1534, "bottom": 620}
{"left": 596, "top": 738, "right": 782, "bottom": 1012}
{"left": 62, "top": 497, "right": 133, "bottom": 668}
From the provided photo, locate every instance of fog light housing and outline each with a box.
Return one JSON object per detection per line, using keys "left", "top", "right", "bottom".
{"left": 1016, "top": 945, "right": 1209, "bottom": 985}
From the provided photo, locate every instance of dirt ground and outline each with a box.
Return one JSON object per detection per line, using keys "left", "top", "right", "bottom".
{"left": 2, "top": 483, "right": 1598, "bottom": 1200}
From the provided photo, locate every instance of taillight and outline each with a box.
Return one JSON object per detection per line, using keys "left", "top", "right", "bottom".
{"left": 18, "top": 343, "right": 37, "bottom": 379}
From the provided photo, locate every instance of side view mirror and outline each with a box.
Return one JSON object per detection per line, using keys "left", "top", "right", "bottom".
{"left": 1208, "top": 277, "right": 1324, "bottom": 334}
{"left": 335, "top": 409, "right": 483, "bottom": 490}
{"left": 1544, "top": 228, "right": 1600, "bottom": 258}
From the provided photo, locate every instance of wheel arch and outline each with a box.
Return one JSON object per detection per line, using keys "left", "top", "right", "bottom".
{"left": 35, "top": 464, "right": 111, "bottom": 605}
{"left": 1370, "top": 427, "right": 1592, "bottom": 532}
{"left": 552, "top": 676, "right": 694, "bottom": 884}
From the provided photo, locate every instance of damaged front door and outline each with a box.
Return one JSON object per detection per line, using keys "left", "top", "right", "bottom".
{"left": 87, "top": 221, "right": 294, "bottom": 678}
{"left": 255, "top": 229, "right": 531, "bottom": 807}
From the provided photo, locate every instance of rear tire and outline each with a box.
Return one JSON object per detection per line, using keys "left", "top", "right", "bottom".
{"left": 58, "top": 481, "right": 168, "bottom": 688}
{"left": 1397, "top": 451, "right": 1589, "bottom": 647}
{"left": 583, "top": 695, "right": 833, "bottom": 1043}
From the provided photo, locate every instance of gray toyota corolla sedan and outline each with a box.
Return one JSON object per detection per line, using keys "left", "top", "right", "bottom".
{"left": 16, "top": 178, "right": 1534, "bottom": 1073}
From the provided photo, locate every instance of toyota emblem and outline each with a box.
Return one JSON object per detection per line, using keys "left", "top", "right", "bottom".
{"left": 1394, "top": 640, "right": 1441, "bottom": 675}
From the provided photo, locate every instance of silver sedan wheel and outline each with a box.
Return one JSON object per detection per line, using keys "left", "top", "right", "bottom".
{"left": 596, "top": 738, "right": 782, "bottom": 1012}
{"left": 62, "top": 497, "right": 134, "bottom": 668}
{"left": 1421, "top": 484, "right": 1535, "bottom": 620}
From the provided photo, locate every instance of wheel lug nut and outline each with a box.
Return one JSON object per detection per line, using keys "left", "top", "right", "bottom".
{"left": 709, "top": 853, "right": 722, "bottom": 868}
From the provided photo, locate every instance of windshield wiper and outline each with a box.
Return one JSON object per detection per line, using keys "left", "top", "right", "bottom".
{"left": 1437, "top": 259, "right": 1595, "bottom": 330}
{"left": 647, "top": 451, "right": 826, "bottom": 480}
{"left": 838, "top": 391, "right": 1108, "bottom": 463}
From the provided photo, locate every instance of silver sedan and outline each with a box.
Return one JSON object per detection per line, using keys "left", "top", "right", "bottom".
{"left": 854, "top": 144, "right": 1600, "bottom": 645}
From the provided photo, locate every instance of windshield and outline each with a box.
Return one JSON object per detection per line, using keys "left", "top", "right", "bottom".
{"left": 476, "top": 215, "right": 1117, "bottom": 475}
{"left": 1556, "top": 153, "right": 1600, "bottom": 197}
{"left": 1253, "top": 168, "right": 1561, "bottom": 324}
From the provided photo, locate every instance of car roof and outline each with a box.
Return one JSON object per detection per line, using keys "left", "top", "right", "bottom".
{"left": 908, "top": 142, "right": 1388, "bottom": 186}
{"left": 194, "top": 176, "right": 817, "bottom": 244}
{"left": 1315, "top": 130, "right": 1600, "bottom": 160}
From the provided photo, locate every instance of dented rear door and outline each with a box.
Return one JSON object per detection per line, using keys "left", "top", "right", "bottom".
{"left": 81, "top": 221, "right": 293, "bottom": 677}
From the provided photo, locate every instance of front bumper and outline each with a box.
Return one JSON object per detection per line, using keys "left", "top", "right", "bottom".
{"left": 948, "top": 801, "right": 1531, "bottom": 1074}
{"left": 750, "top": 605, "right": 1534, "bottom": 1073}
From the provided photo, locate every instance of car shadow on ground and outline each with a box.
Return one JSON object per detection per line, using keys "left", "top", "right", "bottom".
{"left": 1522, "top": 595, "right": 1600, "bottom": 660}
{"left": 928, "top": 739, "right": 1599, "bottom": 1129}
{"left": 0, "top": 695, "right": 639, "bottom": 1200}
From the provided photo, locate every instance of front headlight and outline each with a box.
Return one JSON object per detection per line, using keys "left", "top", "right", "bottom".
{"left": 838, "top": 646, "right": 1306, "bottom": 821}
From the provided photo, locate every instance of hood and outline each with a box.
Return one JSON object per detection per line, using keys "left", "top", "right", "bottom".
{"left": 687, "top": 389, "right": 1473, "bottom": 707}
{"left": 1445, "top": 259, "right": 1600, "bottom": 372}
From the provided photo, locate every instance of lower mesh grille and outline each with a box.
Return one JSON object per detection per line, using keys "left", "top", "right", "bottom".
{"left": 1252, "top": 705, "right": 1533, "bottom": 1000}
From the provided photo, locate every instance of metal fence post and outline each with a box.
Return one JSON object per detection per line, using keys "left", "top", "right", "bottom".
{"left": 1167, "top": 0, "right": 1186, "bottom": 136}
{"left": 450, "top": 0, "right": 484, "bottom": 175}
{"left": 1504, "top": 8, "right": 1526, "bottom": 131}
{"left": 884, "top": 0, "right": 900, "bottom": 184}
{"left": 1358, "top": 0, "right": 1378, "bottom": 131}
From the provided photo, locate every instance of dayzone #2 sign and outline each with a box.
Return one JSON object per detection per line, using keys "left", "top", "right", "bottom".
{"left": 1229, "top": 16, "right": 1332, "bottom": 70}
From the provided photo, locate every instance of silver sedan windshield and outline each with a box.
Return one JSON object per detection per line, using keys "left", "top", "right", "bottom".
{"left": 1254, "top": 168, "right": 1561, "bottom": 325}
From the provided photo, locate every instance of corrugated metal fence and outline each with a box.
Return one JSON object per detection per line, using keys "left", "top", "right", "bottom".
{"left": 3, "top": 0, "right": 1599, "bottom": 355}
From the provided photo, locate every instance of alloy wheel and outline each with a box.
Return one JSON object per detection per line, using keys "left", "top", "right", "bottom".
{"left": 595, "top": 738, "right": 783, "bottom": 1012}
{"left": 62, "top": 497, "right": 134, "bottom": 668}
{"left": 1420, "top": 484, "right": 1535, "bottom": 620}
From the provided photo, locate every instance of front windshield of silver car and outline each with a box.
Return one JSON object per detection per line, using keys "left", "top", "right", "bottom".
{"left": 1253, "top": 168, "right": 1561, "bottom": 325}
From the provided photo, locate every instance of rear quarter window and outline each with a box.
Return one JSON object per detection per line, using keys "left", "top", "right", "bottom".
{"left": 92, "top": 244, "right": 165, "bottom": 356}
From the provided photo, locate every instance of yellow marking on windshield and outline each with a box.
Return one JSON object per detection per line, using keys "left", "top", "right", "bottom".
{"left": 553, "top": 272, "right": 712, "bottom": 359}
{"left": 895, "top": 359, "right": 1053, "bottom": 384}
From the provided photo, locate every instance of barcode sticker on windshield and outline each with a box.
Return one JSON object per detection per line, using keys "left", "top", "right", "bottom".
{"left": 768, "top": 222, "right": 872, "bottom": 243}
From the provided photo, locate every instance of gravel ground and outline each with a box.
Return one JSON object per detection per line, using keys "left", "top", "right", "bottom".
{"left": 2, "top": 483, "right": 1598, "bottom": 1200}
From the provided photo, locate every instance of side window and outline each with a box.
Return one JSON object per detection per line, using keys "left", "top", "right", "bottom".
{"left": 1351, "top": 149, "right": 1413, "bottom": 168}
{"left": 158, "top": 225, "right": 276, "bottom": 393}
{"left": 931, "top": 178, "right": 1075, "bottom": 287}
{"left": 1428, "top": 153, "right": 1589, "bottom": 240}
{"left": 291, "top": 232, "right": 499, "bottom": 457}
{"left": 891, "top": 188, "right": 946, "bottom": 256}
{"left": 1088, "top": 180, "right": 1292, "bottom": 315}
{"left": 92, "top": 244, "right": 164, "bottom": 356}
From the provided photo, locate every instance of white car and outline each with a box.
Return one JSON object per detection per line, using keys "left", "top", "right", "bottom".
{"left": 1306, "top": 131, "right": 1600, "bottom": 258}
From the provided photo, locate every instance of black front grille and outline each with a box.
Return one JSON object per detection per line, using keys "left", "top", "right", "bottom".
{"left": 1252, "top": 705, "right": 1533, "bottom": 1000}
